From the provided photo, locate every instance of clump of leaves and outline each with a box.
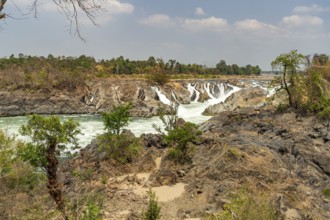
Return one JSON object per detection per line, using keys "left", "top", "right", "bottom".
{"left": 164, "top": 122, "right": 201, "bottom": 164}
{"left": 148, "top": 72, "right": 169, "bottom": 86}
{"left": 207, "top": 189, "right": 277, "bottom": 220}
{"left": 322, "top": 188, "right": 330, "bottom": 199}
{"left": 142, "top": 189, "right": 161, "bottom": 220}
{"left": 101, "top": 103, "right": 132, "bottom": 135}
{"left": 98, "top": 132, "right": 142, "bottom": 164}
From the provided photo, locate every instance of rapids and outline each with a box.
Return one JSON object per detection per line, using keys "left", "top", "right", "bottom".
{"left": 0, "top": 81, "right": 273, "bottom": 147}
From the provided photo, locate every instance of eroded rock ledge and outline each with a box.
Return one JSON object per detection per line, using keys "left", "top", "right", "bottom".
{"left": 60, "top": 108, "right": 330, "bottom": 219}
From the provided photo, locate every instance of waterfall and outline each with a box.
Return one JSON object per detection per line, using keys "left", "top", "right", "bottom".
{"left": 187, "top": 83, "right": 200, "bottom": 102}
{"left": 171, "top": 90, "right": 180, "bottom": 103}
{"left": 151, "top": 86, "right": 172, "bottom": 106}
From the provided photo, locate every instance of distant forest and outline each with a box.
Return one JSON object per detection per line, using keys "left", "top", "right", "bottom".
{"left": 0, "top": 54, "right": 261, "bottom": 90}
{"left": 0, "top": 54, "right": 261, "bottom": 75}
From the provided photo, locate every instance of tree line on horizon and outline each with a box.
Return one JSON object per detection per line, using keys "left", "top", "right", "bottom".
{"left": 0, "top": 53, "right": 261, "bottom": 76}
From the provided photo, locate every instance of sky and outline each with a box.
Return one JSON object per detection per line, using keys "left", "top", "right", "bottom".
{"left": 1, "top": 0, "right": 330, "bottom": 70}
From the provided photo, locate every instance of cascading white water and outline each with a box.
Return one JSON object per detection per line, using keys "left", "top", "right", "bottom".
{"left": 177, "top": 82, "right": 242, "bottom": 123}
{"left": 171, "top": 90, "right": 180, "bottom": 103}
{"left": 187, "top": 83, "right": 200, "bottom": 102}
{"left": 151, "top": 86, "right": 172, "bottom": 106}
{"left": 0, "top": 80, "right": 273, "bottom": 147}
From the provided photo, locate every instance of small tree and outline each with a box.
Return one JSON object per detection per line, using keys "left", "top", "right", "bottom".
{"left": 101, "top": 103, "right": 132, "bottom": 135}
{"left": 19, "top": 115, "right": 81, "bottom": 220}
{"left": 164, "top": 122, "right": 201, "bottom": 163}
{"left": 271, "top": 50, "right": 305, "bottom": 107}
{"left": 142, "top": 189, "right": 161, "bottom": 220}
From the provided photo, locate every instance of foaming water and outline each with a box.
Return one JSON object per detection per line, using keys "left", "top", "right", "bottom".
{"left": 0, "top": 81, "right": 274, "bottom": 147}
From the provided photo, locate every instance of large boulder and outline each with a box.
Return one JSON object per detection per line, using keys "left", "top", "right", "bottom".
{"left": 203, "top": 87, "right": 268, "bottom": 115}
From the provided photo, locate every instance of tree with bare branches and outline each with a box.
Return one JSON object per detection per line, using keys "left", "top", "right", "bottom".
{"left": 0, "top": 0, "right": 102, "bottom": 40}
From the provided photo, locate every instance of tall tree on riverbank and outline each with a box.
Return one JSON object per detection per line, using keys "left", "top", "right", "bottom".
{"left": 19, "top": 115, "right": 80, "bottom": 220}
{"left": 271, "top": 50, "right": 305, "bottom": 107}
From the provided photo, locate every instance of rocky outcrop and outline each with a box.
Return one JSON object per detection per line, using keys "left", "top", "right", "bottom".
{"left": 0, "top": 78, "right": 258, "bottom": 117}
{"left": 195, "top": 109, "right": 330, "bottom": 218}
{"left": 58, "top": 108, "right": 330, "bottom": 219}
{"left": 203, "top": 87, "right": 268, "bottom": 115}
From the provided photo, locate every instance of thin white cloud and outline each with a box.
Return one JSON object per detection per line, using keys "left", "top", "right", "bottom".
{"left": 181, "top": 16, "right": 228, "bottom": 32}
{"left": 293, "top": 4, "right": 330, "bottom": 14}
{"left": 281, "top": 15, "right": 324, "bottom": 28}
{"left": 139, "top": 14, "right": 175, "bottom": 28}
{"left": 40, "top": 0, "right": 134, "bottom": 16}
{"left": 195, "top": 7, "right": 205, "bottom": 16}
{"left": 104, "top": 0, "right": 134, "bottom": 14}
{"left": 235, "top": 19, "right": 277, "bottom": 32}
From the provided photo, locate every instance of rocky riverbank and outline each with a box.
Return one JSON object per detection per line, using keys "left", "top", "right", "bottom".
{"left": 0, "top": 77, "right": 273, "bottom": 117}
{"left": 59, "top": 107, "right": 330, "bottom": 219}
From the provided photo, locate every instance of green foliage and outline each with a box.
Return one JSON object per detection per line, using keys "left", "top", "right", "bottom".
{"left": 72, "top": 168, "right": 95, "bottom": 181}
{"left": 19, "top": 115, "right": 81, "bottom": 219}
{"left": 271, "top": 50, "right": 305, "bottom": 107}
{"left": 153, "top": 104, "right": 178, "bottom": 134}
{"left": 322, "top": 188, "right": 330, "bottom": 199}
{"left": 19, "top": 115, "right": 81, "bottom": 168}
{"left": 301, "top": 70, "right": 330, "bottom": 116}
{"left": 142, "top": 189, "right": 161, "bottom": 220}
{"left": 81, "top": 202, "right": 103, "bottom": 220}
{"left": 318, "top": 107, "right": 330, "bottom": 120}
{"left": 148, "top": 72, "right": 169, "bottom": 86}
{"left": 0, "top": 130, "right": 44, "bottom": 191}
{"left": 226, "top": 147, "right": 241, "bottom": 160}
{"left": 164, "top": 122, "right": 201, "bottom": 163}
{"left": 0, "top": 54, "right": 263, "bottom": 90}
{"left": 0, "top": 130, "right": 16, "bottom": 176}
{"left": 68, "top": 194, "right": 104, "bottom": 220}
{"left": 207, "top": 190, "right": 277, "bottom": 220}
{"left": 98, "top": 132, "right": 142, "bottom": 164}
{"left": 276, "top": 103, "right": 289, "bottom": 113}
{"left": 101, "top": 103, "right": 132, "bottom": 135}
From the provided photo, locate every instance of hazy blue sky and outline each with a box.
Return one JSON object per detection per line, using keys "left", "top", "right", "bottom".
{"left": 1, "top": 0, "right": 330, "bottom": 70}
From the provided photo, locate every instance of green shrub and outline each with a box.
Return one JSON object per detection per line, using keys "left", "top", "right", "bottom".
{"left": 0, "top": 130, "right": 43, "bottom": 191}
{"left": 318, "top": 107, "right": 330, "bottom": 120}
{"left": 142, "top": 189, "right": 161, "bottom": 220}
{"left": 164, "top": 122, "right": 201, "bottom": 163}
{"left": 98, "top": 133, "right": 142, "bottom": 164}
{"left": 207, "top": 189, "right": 277, "bottom": 220}
{"left": 276, "top": 103, "right": 289, "bottom": 113}
{"left": 101, "top": 103, "right": 132, "bottom": 135}
{"left": 322, "top": 188, "right": 330, "bottom": 199}
{"left": 148, "top": 73, "right": 169, "bottom": 86}
{"left": 81, "top": 202, "right": 103, "bottom": 220}
{"left": 72, "top": 168, "right": 95, "bottom": 181}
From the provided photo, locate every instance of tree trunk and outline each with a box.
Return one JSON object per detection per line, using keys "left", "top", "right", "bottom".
{"left": 46, "top": 144, "right": 68, "bottom": 220}
{"left": 282, "top": 66, "right": 293, "bottom": 107}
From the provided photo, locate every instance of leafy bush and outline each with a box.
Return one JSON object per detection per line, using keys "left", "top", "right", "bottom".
{"left": 148, "top": 72, "right": 169, "bottom": 86}
{"left": 322, "top": 188, "right": 330, "bottom": 199}
{"left": 0, "top": 130, "right": 43, "bottom": 191}
{"left": 207, "top": 189, "right": 277, "bottom": 220}
{"left": 101, "top": 103, "right": 132, "bottom": 135}
{"left": 98, "top": 132, "right": 142, "bottom": 164}
{"left": 142, "top": 189, "right": 161, "bottom": 220}
{"left": 153, "top": 104, "right": 179, "bottom": 134}
{"left": 68, "top": 194, "right": 104, "bottom": 220}
{"left": 81, "top": 202, "right": 103, "bottom": 220}
{"left": 164, "top": 122, "right": 201, "bottom": 163}
{"left": 318, "top": 107, "right": 330, "bottom": 120}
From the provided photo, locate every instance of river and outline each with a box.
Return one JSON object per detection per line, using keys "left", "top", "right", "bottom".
{"left": 0, "top": 95, "right": 215, "bottom": 147}
{"left": 0, "top": 81, "right": 271, "bottom": 147}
